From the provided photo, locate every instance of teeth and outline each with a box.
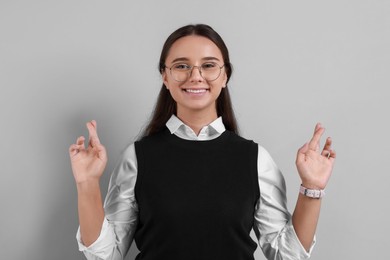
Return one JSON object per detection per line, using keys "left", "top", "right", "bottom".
{"left": 185, "top": 89, "right": 206, "bottom": 93}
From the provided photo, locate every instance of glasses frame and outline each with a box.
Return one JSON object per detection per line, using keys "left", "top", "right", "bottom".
{"left": 165, "top": 62, "right": 225, "bottom": 82}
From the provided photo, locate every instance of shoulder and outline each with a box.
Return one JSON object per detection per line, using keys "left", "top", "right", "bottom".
{"left": 106, "top": 142, "right": 138, "bottom": 188}
{"left": 226, "top": 131, "right": 258, "bottom": 146}
{"left": 257, "top": 145, "right": 271, "bottom": 157}
{"left": 229, "top": 133, "right": 277, "bottom": 164}
{"left": 256, "top": 144, "right": 281, "bottom": 172}
{"left": 135, "top": 129, "right": 168, "bottom": 145}
{"left": 120, "top": 141, "right": 136, "bottom": 156}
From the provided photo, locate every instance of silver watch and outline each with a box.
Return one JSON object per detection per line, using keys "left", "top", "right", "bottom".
{"left": 299, "top": 185, "right": 325, "bottom": 199}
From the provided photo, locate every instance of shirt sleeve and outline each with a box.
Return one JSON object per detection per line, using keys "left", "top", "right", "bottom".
{"left": 76, "top": 143, "right": 139, "bottom": 260}
{"left": 254, "top": 145, "right": 315, "bottom": 260}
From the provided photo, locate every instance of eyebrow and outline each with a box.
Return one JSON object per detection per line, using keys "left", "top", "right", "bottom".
{"left": 170, "top": 56, "right": 221, "bottom": 64}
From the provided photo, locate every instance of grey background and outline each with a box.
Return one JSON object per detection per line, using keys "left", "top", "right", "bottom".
{"left": 1, "top": 0, "right": 389, "bottom": 259}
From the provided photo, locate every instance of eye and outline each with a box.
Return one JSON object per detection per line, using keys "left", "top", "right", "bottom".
{"left": 202, "top": 62, "right": 217, "bottom": 70}
{"left": 173, "top": 63, "right": 191, "bottom": 70}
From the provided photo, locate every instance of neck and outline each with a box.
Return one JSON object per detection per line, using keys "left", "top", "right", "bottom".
{"left": 177, "top": 108, "right": 218, "bottom": 136}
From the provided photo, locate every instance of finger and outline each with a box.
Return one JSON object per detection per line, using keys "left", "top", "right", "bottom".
{"left": 76, "top": 136, "right": 85, "bottom": 147}
{"left": 323, "top": 137, "right": 332, "bottom": 150}
{"left": 89, "top": 136, "right": 101, "bottom": 149}
{"left": 313, "top": 122, "right": 322, "bottom": 133}
{"left": 69, "top": 144, "right": 82, "bottom": 157}
{"left": 321, "top": 137, "right": 332, "bottom": 156}
{"left": 329, "top": 149, "right": 336, "bottom": 159}
{"left": 75, "top": 136, "right": 86, "bottom": 152}
{"left": 69, "top": 136, "right": 85, "bottom": 156}
{"left": 87, "top": 120, "right": 98, "bottom": 138}
{"left": 308, "top": 123, "right": 325, "bottom": 151}
{"left": 86, "top": 120, "right": 101, "bottom": 147}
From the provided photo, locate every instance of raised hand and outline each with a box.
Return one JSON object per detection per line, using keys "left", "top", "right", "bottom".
{"left": 69, "top": 120, "right": 108, "bottom": 184}
{"left": 296, "top": 123, "right": 336, "bottom": 190}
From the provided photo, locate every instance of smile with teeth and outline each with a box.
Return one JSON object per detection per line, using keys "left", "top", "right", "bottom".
{"left": 184, "top": 89, "right": 208, "bottom": 93}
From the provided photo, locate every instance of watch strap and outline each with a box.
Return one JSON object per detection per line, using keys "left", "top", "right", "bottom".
{"left": 299, "top": 184, "right": 325, "bottom": 199}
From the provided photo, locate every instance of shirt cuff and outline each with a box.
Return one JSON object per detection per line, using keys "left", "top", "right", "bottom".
{"left": 76, "top": 218, "right": 116, "bottom": 259}
{"left": 284, "top": 218, "right": 316, "bottom": 259}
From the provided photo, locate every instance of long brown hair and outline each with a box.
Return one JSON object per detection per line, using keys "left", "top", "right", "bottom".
{"left": 140, "top": 24, "right": 239, "bottom": 137}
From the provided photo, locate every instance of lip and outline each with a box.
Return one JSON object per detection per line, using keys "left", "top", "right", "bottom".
{"left": 182, "top": 88, "right": 210, "bottom": 97}
{"left": 182, "top": 88, "right": 209, "bottom": 96}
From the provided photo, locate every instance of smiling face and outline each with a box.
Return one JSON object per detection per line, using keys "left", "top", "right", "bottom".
{"left": 163, "top": 35, "right": 227, "bottom": 120}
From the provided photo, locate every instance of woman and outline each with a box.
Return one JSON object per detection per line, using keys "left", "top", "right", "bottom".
{"left": 69, "top": 24, "right": 336, "bottom": 260}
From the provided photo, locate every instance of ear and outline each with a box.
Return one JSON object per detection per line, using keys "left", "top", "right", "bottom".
{"left": 162, "top": 71, "right": 169, "bottom": 89}
{"left": 222, "top": 72, "right": 228, "bottom": 88}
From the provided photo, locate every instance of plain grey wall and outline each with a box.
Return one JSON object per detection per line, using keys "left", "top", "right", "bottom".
{"left": 1, "top": 0, "right": 389, "bottom": 259}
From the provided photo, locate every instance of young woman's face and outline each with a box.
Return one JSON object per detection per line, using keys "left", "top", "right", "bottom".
{"left": 163, "top": 35, "right": 227, "bottom": 117}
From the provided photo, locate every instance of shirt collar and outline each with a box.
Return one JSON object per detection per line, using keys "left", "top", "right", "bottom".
{"left": 166, "top": 114, "right": 226, "bottom": 141}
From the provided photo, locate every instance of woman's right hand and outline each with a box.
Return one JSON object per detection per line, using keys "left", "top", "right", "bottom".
{"left": 69, "top": 120, "right": 108, "bottom": 184}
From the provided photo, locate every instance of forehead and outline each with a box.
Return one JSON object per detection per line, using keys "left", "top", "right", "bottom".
{"left": 165, "top": 35, "right": 223, "bottom": 64}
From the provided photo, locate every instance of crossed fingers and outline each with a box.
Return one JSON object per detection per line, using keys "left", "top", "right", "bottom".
{"left": 86, "top": 120, "right": 101, "bottom": 148}
{"left": 69, "top": 120, "right": 101, "bottom": 157}
{"left": 308, "top": 123, "right": 336, "bottom": 160}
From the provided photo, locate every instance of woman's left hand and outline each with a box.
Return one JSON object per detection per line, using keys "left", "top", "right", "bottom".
{"left": 296, "top": 123, "right": 336, "bottom": 190}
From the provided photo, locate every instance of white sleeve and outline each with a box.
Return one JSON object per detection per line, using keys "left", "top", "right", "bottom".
{"left": 254, "top": 145, "right": 315, "bottom": 260}
{"left": 76, "top": 143, "right": 139, "bottom": 260}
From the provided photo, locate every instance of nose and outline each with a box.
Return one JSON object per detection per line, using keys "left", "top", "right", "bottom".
{"left": 188, "top": 66, "right": 203, "bottom": 82}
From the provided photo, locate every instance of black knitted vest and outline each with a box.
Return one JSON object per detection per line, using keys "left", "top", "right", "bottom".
{"left": 134, "top": 128, "right": 260, "bottom": 260}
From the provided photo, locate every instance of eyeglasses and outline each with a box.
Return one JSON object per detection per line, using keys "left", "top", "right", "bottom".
{"left": 165, "top": 62, "right": 225, "bottom": 82}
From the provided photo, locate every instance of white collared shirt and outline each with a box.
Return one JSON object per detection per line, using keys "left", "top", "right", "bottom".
{"left": 76, "top": 115, "right": 314, "bottom": 260}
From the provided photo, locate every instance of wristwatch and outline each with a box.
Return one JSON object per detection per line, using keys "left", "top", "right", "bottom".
{"left": 299, "top": 185, "right": 325, "bottom": 199}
